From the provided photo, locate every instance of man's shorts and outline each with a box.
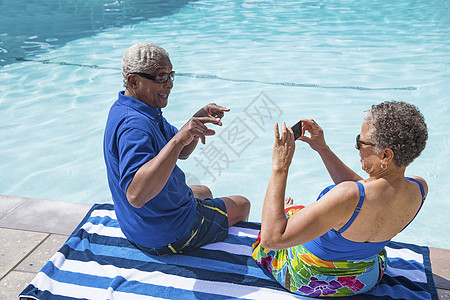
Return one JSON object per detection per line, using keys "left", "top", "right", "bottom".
{"left": 136, "top": 197, "right": 229, "bottom": 256}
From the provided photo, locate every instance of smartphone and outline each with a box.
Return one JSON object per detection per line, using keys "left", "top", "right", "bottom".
{"left": 291, "top": 120, "right": 302, "bottom": 140}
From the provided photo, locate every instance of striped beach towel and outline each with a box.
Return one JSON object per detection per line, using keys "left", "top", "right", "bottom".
{"left": 20, "top": 204, "right": 437, "bottom": 299}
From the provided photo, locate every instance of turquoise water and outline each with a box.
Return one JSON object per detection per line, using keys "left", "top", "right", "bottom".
{"left": 1, "top": 0, "right": 448, "bottom": 249}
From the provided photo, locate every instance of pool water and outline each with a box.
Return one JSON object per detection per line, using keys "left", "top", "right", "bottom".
{"left": 1, "top": 0, "right": 449, "bottom": 249}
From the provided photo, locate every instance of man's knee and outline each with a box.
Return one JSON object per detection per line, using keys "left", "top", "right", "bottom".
{"left": 240, "top": 197, "right": 251, "bottom": 215}
{"left": 220, "top": 195, "right": 251, "bottom": 225}
{"left": 242, "top": 198, "right": 251, "bottom": 220}
{"left": 190, "top": 185, "right": 213, "bottom": 200}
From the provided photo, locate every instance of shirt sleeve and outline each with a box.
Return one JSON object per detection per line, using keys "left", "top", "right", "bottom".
{"left": 168, "top": 124, "right": 178, "bottom": 139}
{"left": 117, "top": 127, "right": 156, "bottom": 193}
{"left": 162, "top": 116, "right": 178, "bottom": 140}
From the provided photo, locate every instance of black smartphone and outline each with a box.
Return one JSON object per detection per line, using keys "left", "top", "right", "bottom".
{"left": 291, "top": 120, "right": 302, "bottom": 140}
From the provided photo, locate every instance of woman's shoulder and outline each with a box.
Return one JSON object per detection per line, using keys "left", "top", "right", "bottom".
{"left": 325, "top": 181, "right": 362, "bottom": 202}
{"left": 406, "top": 175, "right": 428, "bottom": 198}
{"left": 337, "top": 180, "right": 364, "bottom": 190}
{"left": 319, "top": 181, "right": 364, "bottom": 231}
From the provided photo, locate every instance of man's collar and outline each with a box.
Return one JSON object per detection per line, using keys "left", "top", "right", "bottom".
{"left": 118, "top": 91, "right": 162, "bottom": 119}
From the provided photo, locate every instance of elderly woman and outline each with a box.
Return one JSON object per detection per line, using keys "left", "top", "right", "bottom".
{"left": 252, "top": 101, "right": 428, "bottom": 297}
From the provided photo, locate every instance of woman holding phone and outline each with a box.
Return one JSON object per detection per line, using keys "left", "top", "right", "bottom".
{"left": 252, "top": 101, "right": 428, "bottom": 297}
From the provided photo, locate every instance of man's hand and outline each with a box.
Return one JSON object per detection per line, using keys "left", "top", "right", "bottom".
{"left": 193, "top": 103, "right": 230, "bottom": 126}
{"left": 176, "top": 116, "right": 220, "bottom": 146}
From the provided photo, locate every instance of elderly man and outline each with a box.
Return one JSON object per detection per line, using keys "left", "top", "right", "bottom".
{"left": 103, "top": 43, "right": 250, "bottom": 255}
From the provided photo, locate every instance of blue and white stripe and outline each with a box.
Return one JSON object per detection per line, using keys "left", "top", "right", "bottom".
{"left": 20, "top": 204, "right": 437, "bottom": 300}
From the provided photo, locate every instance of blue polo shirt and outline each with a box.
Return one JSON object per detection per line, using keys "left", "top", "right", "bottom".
{"left": 103, "top": 91, "right": 196, "bottom": 248}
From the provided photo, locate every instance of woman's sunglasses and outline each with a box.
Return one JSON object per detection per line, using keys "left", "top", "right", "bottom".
{"left": 356, "top": 134, "right": 375, "bottom": 150}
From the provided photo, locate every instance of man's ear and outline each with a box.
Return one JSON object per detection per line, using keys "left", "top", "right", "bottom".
{"left": 127, "top": 74, "right": 137, "bottom": 88}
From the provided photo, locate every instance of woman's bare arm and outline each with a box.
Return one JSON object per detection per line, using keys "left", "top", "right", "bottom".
{"left": 299, "top": 119, "right": 362, "bottom": 184}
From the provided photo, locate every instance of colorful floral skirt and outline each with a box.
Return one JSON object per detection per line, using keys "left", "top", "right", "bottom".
{"left": 252, "top": 206, "right": 387, "bottom": 297}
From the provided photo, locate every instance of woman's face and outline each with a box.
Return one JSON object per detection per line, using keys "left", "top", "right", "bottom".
{"left": 357, "top": 122, "right": 382, "bottom": 175}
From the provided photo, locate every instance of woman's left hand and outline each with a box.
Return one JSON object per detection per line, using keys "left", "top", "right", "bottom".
{"left": 272, "top": 122, "right": 295, "bottom": 171}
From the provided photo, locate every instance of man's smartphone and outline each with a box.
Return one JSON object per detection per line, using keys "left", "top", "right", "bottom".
{"left": 291, "top": 120, "right": 302, "bottom": 140}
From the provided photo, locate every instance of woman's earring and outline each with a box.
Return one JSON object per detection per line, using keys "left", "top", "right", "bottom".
{"left": 381, "top": 163, "right": 386, "bottom": 170}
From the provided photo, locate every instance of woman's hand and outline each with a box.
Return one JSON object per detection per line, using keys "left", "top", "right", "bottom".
{"left": 298, "top": 119, "right": 328, "bottom": 152}
{"left": 193, "top": 103, "right": 230, "bottom": 126}
{"left": 272, "top": 122, "right": 295, "bottom": 171}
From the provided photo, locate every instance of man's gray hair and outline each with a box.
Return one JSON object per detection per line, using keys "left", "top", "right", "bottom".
{"left": 121, "top": 43, "right": 170, "bottom": 88}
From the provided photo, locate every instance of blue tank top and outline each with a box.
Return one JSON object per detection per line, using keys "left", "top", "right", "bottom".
{"left": 303, "top": 177, "right": 425, "bottom": 260}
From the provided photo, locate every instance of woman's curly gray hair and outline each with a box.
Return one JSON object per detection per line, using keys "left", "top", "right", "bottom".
{"left": 121, "top": 43, "right": 170, "bottom": 88}
{"left": 364, "top": 101, "right": 427, "bottom": 167}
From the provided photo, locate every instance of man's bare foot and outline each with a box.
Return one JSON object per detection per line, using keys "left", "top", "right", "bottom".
{"left": 284, "top": 197, "right": 295, "bottom": 209}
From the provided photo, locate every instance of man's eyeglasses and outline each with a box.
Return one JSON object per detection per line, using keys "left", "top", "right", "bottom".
{"left": 356, "top": 134, "right": 375, "bottom": 150}
{"left": 132, "top": 71, "right": 175, "bottom": 83}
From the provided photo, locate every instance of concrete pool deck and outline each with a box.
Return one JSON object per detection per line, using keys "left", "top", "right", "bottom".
{"left": 0, "top": 194, "right": 449, "bottom": 299}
